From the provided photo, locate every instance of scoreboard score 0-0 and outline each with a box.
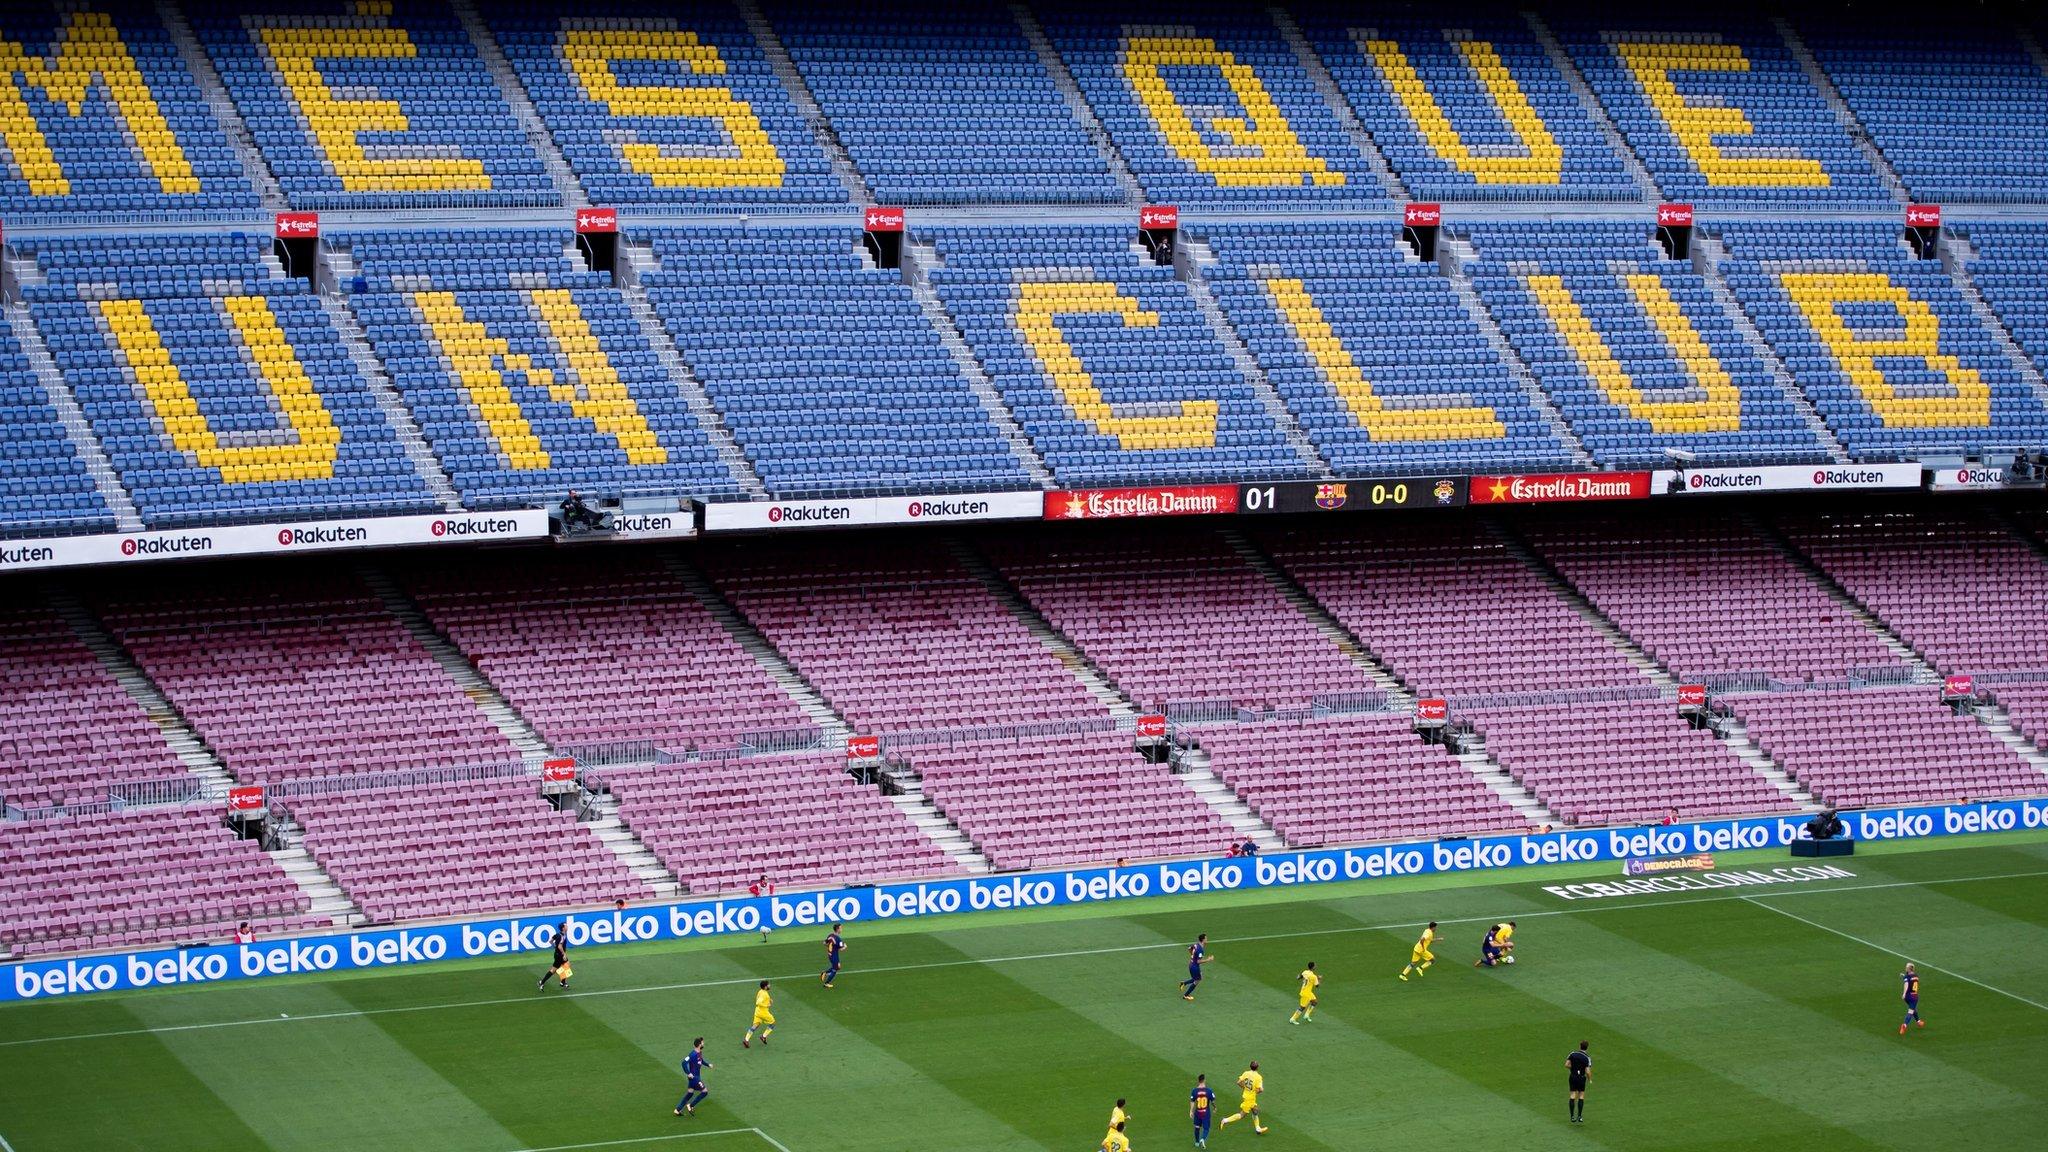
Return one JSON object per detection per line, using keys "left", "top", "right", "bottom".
{"left": 1236, "top": 478, "right": 1467, "bottom": 514}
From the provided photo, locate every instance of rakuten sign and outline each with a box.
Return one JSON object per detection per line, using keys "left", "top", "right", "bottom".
{"left": 0, "top": 511, "right": 547, "bottom": 571}
{"left": 1650, "top": 463, "right": 1920, "bottom": 495}
{"left": 702, "top": 492, "right": 1040, "bottom": 532}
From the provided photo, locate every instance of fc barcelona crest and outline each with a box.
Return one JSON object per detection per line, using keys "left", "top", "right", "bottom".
{"left": 1314, "top": 483, "right": 1348, "bottom": 510}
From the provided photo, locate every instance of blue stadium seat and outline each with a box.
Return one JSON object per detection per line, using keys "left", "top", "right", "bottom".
{"left": 0, "top": 311, "right": 115, "bottom": 537}
{"left": 1039, "top": 4, "right": 1388, "bottom": 207}
{"left": 769, "top": 4, "right": 1121, "bottom": 206}
{"left": 1462, "top": 222, "right": 1829, "bottom": 467}
{"left": 487, "top": 1, "right": 846, "bottom": 209}
{"left": 1198, "top": 221, "right": 1576, "bottom": 473}
{"left": 195, "top": 0, "right": 557, "bottom": 210}
{"left": 1305, "top": 14, "right": 1640, "bottom": 203}
{"left": 1552, "top": 16, "right": 1892, "bottom": 207}
{"left": 924, "top": 225, "right": 1311, "bottom": 486}
{"left": 1803, "top": 21, "right": 2048, "bottom": 205}
{"left": 19, "top": 234, "right": 437, "bottom": 527}
{"left": 0, "top": 2, "right": 258, "bottom": 220}
{"left": 1963, "top": 223, "right": 2048, "bottom": 393}
{"left": 1719, "top": 223, "right": 2048, "bottom": 459}
{"left": 345, "top": 229, "right": 742, "bottom": 507}
{"left": 642, "top": 226, "right": 1033, "bottom": 495}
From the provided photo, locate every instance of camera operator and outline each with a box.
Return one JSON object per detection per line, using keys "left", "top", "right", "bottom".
{"left": 559, "top": 489, "right": 610, "bottom": 533}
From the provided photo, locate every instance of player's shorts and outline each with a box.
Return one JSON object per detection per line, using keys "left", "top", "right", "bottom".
{"left": 1298, "top": 993, "right": 1316, "bottom": 1008}
{"left": 1240, "top": 1094, "right": 1259, "bottom": 1113}
{"left": 1482, "top": 944, "right": 1502, "bottom": 961}
{"left": 688, "top": 1077, "right": 705, "bottom": 1092}
{"left": 1410, "top": 948, "right": 1432, "bottom": 964}
{"left": 1568, "top": 1073, "right": 1587, "bottom": 1093}
{"left": 1905, "top": 996, "right": 1918, "bottom": 1008}
{"left": 1187, "top": 966, "right": 1204, "bottom": 983}
{"left": 752, "top": 1010, "right": 775, "bottom": 1027}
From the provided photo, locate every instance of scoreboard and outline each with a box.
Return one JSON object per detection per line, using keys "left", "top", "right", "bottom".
{"left": 1236, "top": 478, "right": 1467, "bottom": 514}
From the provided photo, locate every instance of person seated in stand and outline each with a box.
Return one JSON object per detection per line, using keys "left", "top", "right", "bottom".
{"left": 559, "top": 490, "right": 609, "bottom": 533}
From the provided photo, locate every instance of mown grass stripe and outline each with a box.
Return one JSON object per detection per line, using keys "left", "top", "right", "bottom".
{"left": 1743, "top": 897, "right": 2048, "bottom": 1013}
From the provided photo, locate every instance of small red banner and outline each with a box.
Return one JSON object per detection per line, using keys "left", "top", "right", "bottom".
{"left": 1657, "top": 203, "right": 1695, "bottom": 227}
{"left": 542, "top": 758, "right": 577, "bottom": 784}
{"left": 1140, "top": 205, "right": 1179, "bottom": 229}
{"left": 227, "top": 785, "right": 265, "bottom": 812}
{"left": 1906, "top": 204, "right": 1942, "bottom": 228}
{"left": 848, "top": 735, "right": 882, "bottom": 759}
{"left": 1135, "top": 714, "right": 1168, "bottom": 739}
{"left": 863, "top": 206, "right": 905, "bottom": 233}
{"left": 1676, "top": 685, "right": 1708, "bottom": 708}
{"left": 1942, "top": 674, "right": 1974, "bottom": 698}
{"left": 1404, "top": 202, "right": 1442, "bottom": 227}
{"left": 1469, "top": 473, "right": 1652, "bottom": 505}
{"left": 274, "top": 212, "right": 319, "bottom": 239}
{"left": 575, "top": 207, "right": 618, "bottom": 234}
{"left": 1415, "top": 698, "right": 1449, "bottom": 724}
{"left": 1044, "top": 485, "right": 1240, "bottom": 521}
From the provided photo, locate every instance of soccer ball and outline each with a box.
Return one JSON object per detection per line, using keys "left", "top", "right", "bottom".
{"left": 1504, "top": 955, "right": 1516, "bottom": 965}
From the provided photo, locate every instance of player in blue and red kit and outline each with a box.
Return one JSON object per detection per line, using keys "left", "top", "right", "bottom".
{"left": 1899, "top": 964, "right": 1925, "bottom": 1034}
{"left": 1180, "top": 933, "right": 1211, "bottom": 1000}
{"left": 1190, "top": 1073, "right": 1216, "bottom": 1147}
{"left": 821, "top": 924, "right": 846, "bottom": 988}
{"left": 674, "top": 1038, "right": 712, "bottom": 1116}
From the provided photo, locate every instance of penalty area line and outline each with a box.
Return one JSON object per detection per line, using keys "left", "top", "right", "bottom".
{"left": 1742, "top": 896, "right": 2048, "bottom": 1014}
{"left": 509, "top": 1131, "right": 769, "bottom": 1152}
{"left": 5, "top": 868, "right": 2047, "bottom": 1050}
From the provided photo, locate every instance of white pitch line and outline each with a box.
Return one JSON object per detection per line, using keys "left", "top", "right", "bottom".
{"left": 0, "top": 1129, "right": 19, "bottom": 1152}
{"left": 5, "top": 867, "right": 2046, "bottom": 1051}
{"left": 1741, "top": 896, "right": 2048, "bottom": 1014}
{"left": 511, "top": 1131, "right": 757, "bottom": 1152}
{"left": 746, "top": 1128, "right": 794, "bottom": 1152}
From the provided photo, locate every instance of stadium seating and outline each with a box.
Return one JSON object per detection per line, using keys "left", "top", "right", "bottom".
{"left": 1549, "top": 15, "right": 1890, "bottom": 206}
{"left": 279, "top": 776, "right": 646, "bottom": 923}
{"left": 594, "top": 752, "right": 958, "bottom": 893}
{"left": 1185, "top": 713, "right": 1531, "bottom": 846}
{"left": 1462, "top": 222, "right": 1830, "bottom": 467}
{"left": 769, "top": 4, "right": 1120, "bottom": 205}
{"left": 700, "top": 543, "right": 1108, "bottom": 735}
{"left": 487, "top": 1, "right": 846, "bottom": 208}
{"left": 19, "top": 234, "right": 438, "bottom": 527}
{"left": 344, "top": 228, "right": 741, "bottom": 507}
{"left": 1257, "top": 520, "right": 1645, "bottom": 698}
{"left": 0, "top": 806, "right": 322, "bottom": 957}
{"left": 0, "top": 311, "right": 114, "bottom": 536}
{"left": 984, "top": 528, "right": 1378, "bottom": 712}
{"left": 1037, "top": 4, "right": 1386, "bottom": 206}
{"left": 642, "top": 227, "right": 1033, "bottom": 495}
{"left": 0, "top": 2, "right": 259, "bottom": 220}
{"left": 1304, "top": 13, "right": 1639, "bottom": 202}
{"left": 1718, "top": 223, "right": 2048, "bottom": 459}
{"left": 1803, "top": 22, "right": 2048, "bottom": 205}
{"left": 1987, "top": 682, "right": 2048, "bottom": 755}
{"left": 91, "top": 571, "right": 519, "bottom": 783}
{"left": 1960, "top": 223, "right": 2048, "bottom": 389}
{"left": 1197, "top": 222, "right": 1577, "bottom": 474}
{"left": 1527, "top": 513, "right": 1906, "bottom": 685}
{"left": 401, "top": 552, "right": 816, "bottom": 753}
{"left": 1727, "top": 686, "right": 2046, "bottom": 808}
{"left": 1779, "top": 508, "right": 2048, "bottom": 676}
{"left": 925, "top": 226, "right": 1309, "bottom": 487}
{"left": 0, "top": 603, "right": 187, "bottom": 812}
{"left": 900, "top": 730, "right": 1235, "bottom": 870}
{"left": 195, "top": 0, "right": 555, "bottom": 209}
{"left": 1463, "top": 697, "right": 1786, "bottom": 825}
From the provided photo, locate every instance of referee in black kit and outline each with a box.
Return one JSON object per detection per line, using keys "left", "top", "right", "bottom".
{"left": 1566, "top": 1041, "right": 1591, "bottom": 1123}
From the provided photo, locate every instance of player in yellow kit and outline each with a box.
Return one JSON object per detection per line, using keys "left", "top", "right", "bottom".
{"left": 1289, "top": 962, "right": 1320, "bottom": 1024}
{"left": 1109, "top": 1099, "right": 1130, "bottom": 1135}
{"left": 742, "top": 980, "right": 774, "bottom": 1048}
{"left": 1101, "top": 1120, "right": 1131, "bottom": 1152}
{"left": 1218, "top": 1061, "right": 1267, "bottom": 1134}
{"left": 1400, "top": 921, "right": 1439, "bottom": 981}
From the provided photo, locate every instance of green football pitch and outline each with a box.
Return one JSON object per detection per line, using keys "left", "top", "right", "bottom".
{"left": 3, "top": 833, "right": 2046, "bottom": 1152}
